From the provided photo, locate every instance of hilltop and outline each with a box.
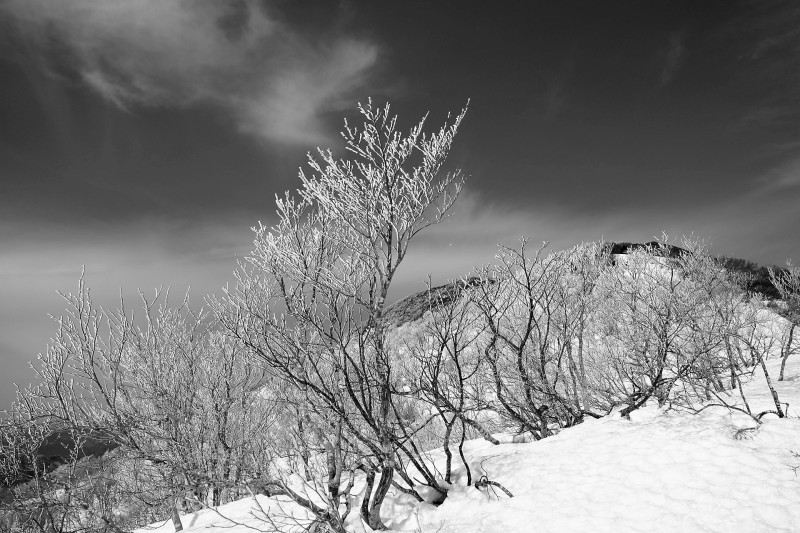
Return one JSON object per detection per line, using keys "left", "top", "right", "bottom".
{"left": 385, "top": 241, "right": 787, "bottom": 326}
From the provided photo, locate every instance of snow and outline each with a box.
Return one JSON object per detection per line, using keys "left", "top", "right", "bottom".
{"left": 420, "top": 402, "right": 800, "bottom": 532}
{"left": 134, "top": 495, "right": 312, "bottom": 532}
{"left": 137, "top": 354, "right": 800, "bottom": 533}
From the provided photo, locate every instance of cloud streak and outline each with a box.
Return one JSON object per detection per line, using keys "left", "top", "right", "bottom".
{"left": 0, "top": 0, "right": 379, "bottom": 145}
{"left": 757, "top": 156, "right": 800, "bottom": 190}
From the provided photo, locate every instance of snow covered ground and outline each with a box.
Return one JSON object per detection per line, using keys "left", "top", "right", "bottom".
{"left": 137, "top": 356, "right": 800, "bottom": 533}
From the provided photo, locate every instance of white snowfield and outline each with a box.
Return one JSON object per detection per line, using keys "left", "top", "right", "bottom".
{"left": 136, "top": 353, "right": 800, "bottom": 533}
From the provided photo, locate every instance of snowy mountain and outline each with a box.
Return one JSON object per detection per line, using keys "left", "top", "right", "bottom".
{"left": 131, "top": 243, "right": 800, "bottom": 533}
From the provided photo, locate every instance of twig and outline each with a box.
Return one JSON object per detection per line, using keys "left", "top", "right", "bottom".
{"left": 474, "top": 475, "right": 513, "bottom": 498}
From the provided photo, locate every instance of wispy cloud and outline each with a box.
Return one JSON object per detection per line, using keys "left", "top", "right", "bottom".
{"left": 0, "top": 0, "right": 379, "bottom": 145}
{"left": 658, "top": 31, "right": 685, "bottom": 86}
{"left": 757, "top": 156, "right": 800, "bottom": 190}
{"left": 236, "top": 38, "right": 379, "bottom": 145}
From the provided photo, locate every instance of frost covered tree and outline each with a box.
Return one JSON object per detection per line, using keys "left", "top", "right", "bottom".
{"left": 589, "top": 237, "right": 777, "bottom": 417}
{"left": 214, "top": 100, "right": 468, "bottom": 531}
{"left": 12, "top": 282, "right": 276, "bottom": 531}
{"left": 769, "top": 261, "right": 800, "bottom": 380}
{"left": 597, "top": 240, "right": 714, "bottom": 415}
{"left": 468, "top": 241, "right": 605, "bottom": 438}
{"left": 397, "top": 278, "right": 500, "bottom": 488}
{"left": 0, "top": 412, "right": 128, "bottom": 533}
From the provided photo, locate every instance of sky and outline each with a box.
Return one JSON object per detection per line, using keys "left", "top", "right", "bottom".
{"left": 1, "top": 0, "right": 800, "bottom": 411}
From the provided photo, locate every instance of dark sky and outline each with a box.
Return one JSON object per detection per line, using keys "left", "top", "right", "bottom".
{"left": 2, "top": 0, "right": 800, "bottom": 410}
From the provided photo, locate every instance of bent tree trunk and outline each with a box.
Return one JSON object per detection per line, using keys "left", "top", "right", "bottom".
{"left": 367, "top": 458, "right": 394, "bottom": 530}
{"left": 760, "top": 360, "right": 785, "bottom": 417}
{"left": 779, "top": 323, "right": 795, "bottom": 381}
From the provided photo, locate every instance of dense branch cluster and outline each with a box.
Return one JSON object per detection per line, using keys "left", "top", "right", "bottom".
{"left": 1, "top": 102, "right": 797, "bottom": 533}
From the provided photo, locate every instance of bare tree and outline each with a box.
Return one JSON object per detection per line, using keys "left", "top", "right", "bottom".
{"left": 469, "top": 241, "right": 595, "bottom": 439}
{"left": 14, "top": 281, "right": 277, "bottom": 531}
{"left": 214, "top": 100, "right": 468, "bottom": 530}
{"left": 398, "top": 279, "right": 499, "bottom": 489}
{"left": 591, "top": 238, "right": 735, "bottom": 417}
{"left": 0, "top": 414, "right": 128, "bottom": 533}
{"left": 552, "top": 242, "right": 606, "bottom": 417}
{"left": 769, "top": 261, "right": 800, "bottom": 380}
{"left": 702, "top": 260, "right": 794, "bottom": 420}
{"left": 732, "top": 306, "right": 788, "bottom": 418}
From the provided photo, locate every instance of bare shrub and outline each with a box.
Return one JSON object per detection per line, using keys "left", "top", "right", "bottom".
{"left": 769, "top": 261, "right": 800, "bottom": 380}
{"left": 12, "top": 282, "right": 276, "bottom": 531}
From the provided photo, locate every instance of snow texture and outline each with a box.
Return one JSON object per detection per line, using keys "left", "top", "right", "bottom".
{"left": 137, "top": 352, "right": 800, "bottom": 533}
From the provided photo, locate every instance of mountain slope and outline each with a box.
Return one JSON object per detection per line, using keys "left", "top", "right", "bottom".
{"left": 418, "top": 355, "right": 800, "bottom": 532}
{"left": 137, "top": 338, "right": 800, "bottom": 532}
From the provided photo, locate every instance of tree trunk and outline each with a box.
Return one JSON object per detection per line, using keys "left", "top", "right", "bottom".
{"left": 442, "top": 417, "right": 454, "bottom": 484}
{"left": 171, "top": 500, "right": 183, "bottom": 532}
{"left": 458, "top": 420, "right": 472, "bottom": 486}
{"left": 779, "top": 323, "right": 795, "bottom": 381}
{"left": 367, "top": 380, "right": 394, "bottom": 531}
{"left": 578, "top": 321, "right": 589, "bottom": 411}
{"left": 367, "top": 460, "right": 394, "bottom": 530}
{"left": 458, "top": 415, "right": 499, "bottom": 445}
{"left": 724, "top": 336, "right": 737, "bottom": 389}
{"left": 326, "top": 418, "right": 344, "bottom": 499}
{"left": 359, "top": 468, "right": 376, "bottom": 527}
{"left": 757, "top": 352, "right": 785, "bottom": 418}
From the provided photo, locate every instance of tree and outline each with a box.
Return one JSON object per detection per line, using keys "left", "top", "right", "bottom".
{"left": 0, "top": 414, "right": 127, "bottom": 533}
{"left": 591, "top": 238, "right": 735, "bottom": 417}
{"left": 398, "top": 278, "right": 500, "bottom": 489}
{"left": 469, "top": 241, "right": 597, "bottom": 439}
{"left": 214, "top": 100, "right": 468, "bottom": 530}
{"left": 14, "top": 282, "right": 277, "bottom": 531}
{"left": 769, "top": 261, "right": 800, "bottom": 380}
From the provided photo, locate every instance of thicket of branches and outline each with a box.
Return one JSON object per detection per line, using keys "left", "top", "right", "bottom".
{"left": 2, "top": 102, "right": 797, "bottom": 533}
{"left": 1, "top": 285, "right": 278, "bottom": 532}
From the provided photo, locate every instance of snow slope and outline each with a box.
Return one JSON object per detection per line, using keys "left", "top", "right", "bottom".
{"left": 137, "top": 353, "right": 800, "bottom": 533}
{"left": 417, "top": 371, "right": 800, "bottom": 532}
